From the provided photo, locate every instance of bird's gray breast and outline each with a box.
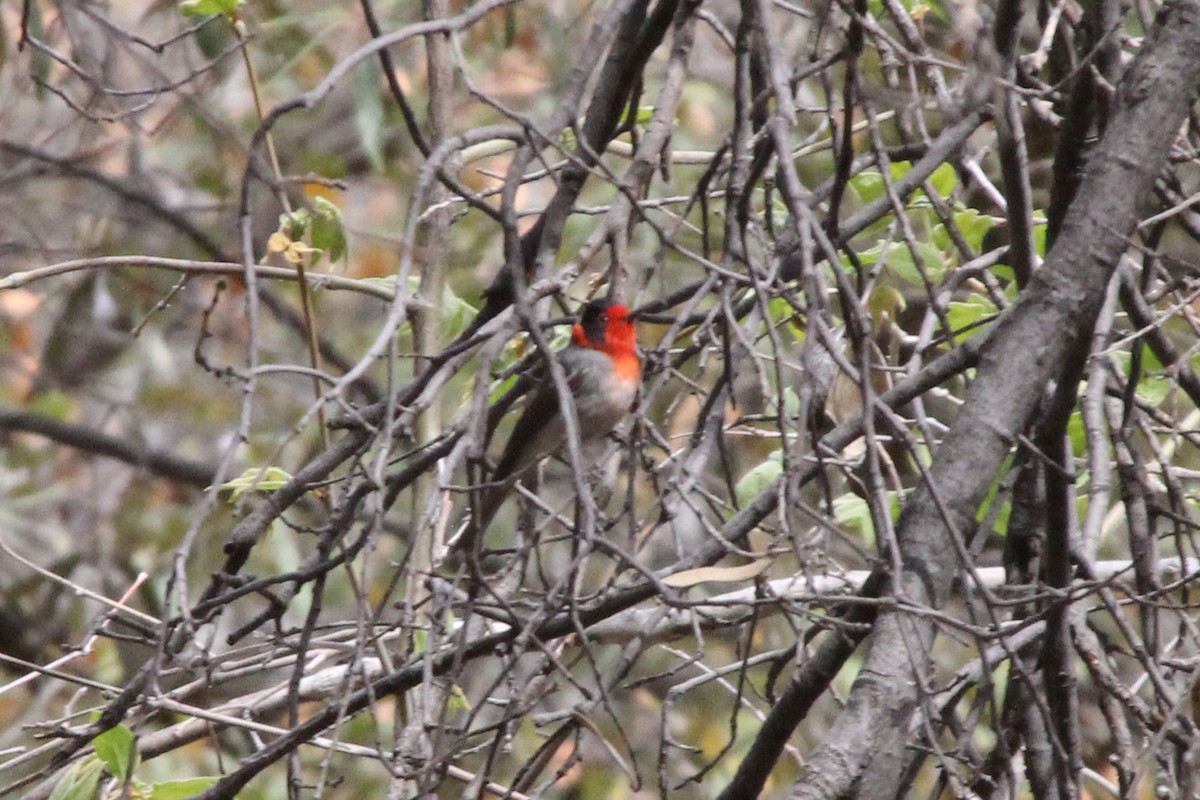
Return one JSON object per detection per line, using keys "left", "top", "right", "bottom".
{"left": 561, "top": 349, "right": 638, "bottom": 436}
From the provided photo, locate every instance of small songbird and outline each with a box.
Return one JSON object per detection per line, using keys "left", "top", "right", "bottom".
{"left": 476, "top": 299, "right": 641, "bottom": 530}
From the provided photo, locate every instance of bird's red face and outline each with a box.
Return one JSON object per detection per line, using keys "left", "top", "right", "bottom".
{"left": 572, "top": 300, "right": 640, "bottom": 380}
{"left": 572, "top": 301, "right": 635, "bottom": 353}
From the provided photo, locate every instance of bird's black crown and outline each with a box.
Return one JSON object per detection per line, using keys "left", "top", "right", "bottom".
{"left": 578, "top": 299, "right": 616, "bottom": 345}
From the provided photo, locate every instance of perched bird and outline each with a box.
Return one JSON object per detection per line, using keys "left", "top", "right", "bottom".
{"left": 476, "top": 299, "right": 641, "bottom": 530}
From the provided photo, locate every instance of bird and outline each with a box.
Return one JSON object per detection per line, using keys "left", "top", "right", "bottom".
{"left": 475, "top": 299, "right": 641, "bottom": 531}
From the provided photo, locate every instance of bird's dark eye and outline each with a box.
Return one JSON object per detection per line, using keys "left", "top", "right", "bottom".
{"left": 601, "top": 314, "right": 609, "bottom": 323}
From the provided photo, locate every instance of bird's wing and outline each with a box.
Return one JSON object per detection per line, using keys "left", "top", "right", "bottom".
{"left": 484, "top": 363, "right": 543, "bottom": 441}
{"left": 489, "top": 352, "right": 593, "bottom": 482}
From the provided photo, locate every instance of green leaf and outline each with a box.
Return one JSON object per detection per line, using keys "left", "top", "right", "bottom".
{"left": 310, "top": 197, "right": 347, "bottom": 264}
{"left": 279, "top": 208, "right": 311, "bottom": 241}
{"left": 932, "top": 207, "right": 996, "bottom": 254}
{"left": 179, "top": 0, "right": 241, "bottom": 17}
{"left": 1067, "top": 409, "right": 1087, "bottom": 458}
{"left": 560, "top": 125, "right": 578, "bottom": 154}
{"left": 882, "top": 241, "right": 946, "bottom": 285}
{"left": 974, "top": 452, "right": 1015, "bottom": 529}
{"left": 356, "top": 274, "right": 398, "bottom": 298}
{"left": 868, "top": 284, "right": 907, "bottom": 326}
{"left": 848, "top": 170, "right": 885, "bottom": 205}
{"left": 92, "top": 724, "right": 138, "bottom": 782}
{"left": 1110, "top": 350, "right": 1170, "bottom": 407}
{"left": 855, "top": 241, "right": 884, "bottom": 267}
{"left": 991, "top": 264, "right": 1016, "bottom": 284}
{"left": 213, "top": 466, "right": 294, "bottom": 503}
{"left": 889, "top": 161, "right": 913, "bottom": 182}
{"left": 92, "top": 638, "right": 125, "bottom": 686}
{"left": 832, "top": 493, "right": 874, "bottom": 544}
{"left": 991, "top": 499, "right": 1012, "bottom": 537}
{"left": 441, "top": 285, "right": 477, "bottom": 340}
{"left": 735, "top": 451, "right": 783, "bottom": 508}
{"left": 312, "top": 195, "right": 343, "bottom": 220}
{"left": 954, "top": 208, "right": 995, "bottom": 252}
{"left": 621, "top": 105, "right": 657, "bottom": 128}
{"left": 1139, "top": 346, "right": 1165, "bottom": 372}
{"left": 766, "top": 296, "right": 799, "bottom": 331}
{"left": 945, "top": 295, "right": 998, "bottom": 343}
{"left": 1033, "top": 221, "right": 1048, "bottom": 258}
{"left": 193, "top": 13, "right": 232, "bottom": 60}
{"left": 49, "top": 757, "right": 104, "bottom": 800}
{"left": 776, "top": 386, "right": 801, "bottom": 418}
{"left": 927, "top": 163, "right": 957, "bottom": 198}
{"left": 27, "top": 389, "right": 73, "bottom": 421}
{"left": 447, "top": 683, "right": 472, "bottom": 713}
{"left": 488, "top": 373, "right": 519, "bottom": 405}
{"left": 151, "top": 778, "right": 221, "bottom": 800}
{"left": 1136, "top": 375, "right": 1173, "bottom": 408}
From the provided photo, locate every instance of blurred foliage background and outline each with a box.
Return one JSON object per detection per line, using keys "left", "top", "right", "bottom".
{"left": 1, "top": 0, "right": 1200, "bottom": 798}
